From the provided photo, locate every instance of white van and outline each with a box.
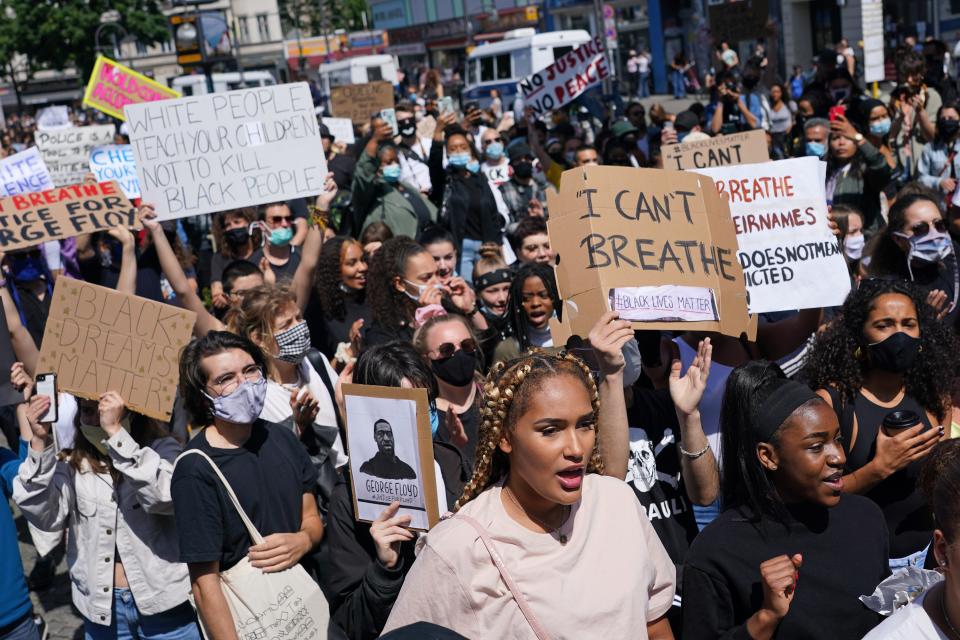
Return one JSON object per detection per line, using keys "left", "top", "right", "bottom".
{"left": 170, "top": 71, "right": 276, "bottom": 96}
{"left": 463, "top": 29, "right": 592, "bottom": 108}
{"left": 318, "top": 54, "right": 397, "bottom": 96}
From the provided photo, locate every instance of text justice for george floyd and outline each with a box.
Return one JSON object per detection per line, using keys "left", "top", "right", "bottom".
{"left": 576, "top": 186, "right": 739, "bottom": 280}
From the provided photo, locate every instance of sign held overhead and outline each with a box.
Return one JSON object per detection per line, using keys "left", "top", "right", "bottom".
{"left": 83, "top": 55, "right": 182, "bottom": 121}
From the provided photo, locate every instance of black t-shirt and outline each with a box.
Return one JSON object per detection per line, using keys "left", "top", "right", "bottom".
{"left": 437, "top": 401, "right": 480, "bottom": 471}
{"left": 249, "top": 247, "right": 301, "bottom": 284}
{"left": 682, "top": 497, "right": 889, "bottom": 640}
{"left": 462, "top": 176, "right": 485, "bottom": 240}
{"left": 171, "top": 420, "right": 315, "bottom": 570}
{"left": 625, "top": 389, "right": 699, "bottom": 581}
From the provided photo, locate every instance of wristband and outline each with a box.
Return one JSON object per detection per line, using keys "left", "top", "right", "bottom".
{"left": 679, "top": 442, "right": 711, "bottom": 460}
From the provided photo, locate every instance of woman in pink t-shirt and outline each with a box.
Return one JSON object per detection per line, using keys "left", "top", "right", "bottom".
{"left": 383, "top": 348, "right": 676, "bottom": 639}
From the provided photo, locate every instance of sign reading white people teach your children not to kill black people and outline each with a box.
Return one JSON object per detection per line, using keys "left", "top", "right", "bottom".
{"left": 124, "top": 82, "right": 326, "bottom": 220}
{"left": 694, "top": 156, "right": 851, "bottom": 314}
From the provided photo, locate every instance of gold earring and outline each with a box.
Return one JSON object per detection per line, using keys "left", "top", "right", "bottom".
{"left": 854, "top": 346, "right": 863, "bottom": 359}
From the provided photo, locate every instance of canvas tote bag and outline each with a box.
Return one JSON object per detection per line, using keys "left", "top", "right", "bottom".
{"left": 177, "top": 449, "right": 329, "bottom": 640}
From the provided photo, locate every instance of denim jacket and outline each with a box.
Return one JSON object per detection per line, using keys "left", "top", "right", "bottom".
{"left": 13, "top": 430, "right": 190, "bottom": 625}
{"left": 917, "top": 140, "right": 960, "bottom": 193}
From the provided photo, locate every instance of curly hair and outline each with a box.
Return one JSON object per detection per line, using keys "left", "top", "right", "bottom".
{"left": 454, "top": 350, "right": 603, "bottom": 511}
{"left": 366, "top": 236, "right": 424, "bottom": 333}
{"left": 802, "top": 279, "right": 959, "bottom": 421}
{"left": 314, "top": 235, "right": 364, "bottom": 321}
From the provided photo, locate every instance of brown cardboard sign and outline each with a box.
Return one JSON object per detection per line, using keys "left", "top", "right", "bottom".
{"left": 546, "top": 165, "right": 752, "bottom": 341}
{"left": 342, "top": 384, "right": 440, "bottom": 531}
{"left": 36, "top": 279, "right": 197, "bottom": 421}
{"left": 330, "top": 81, "right": 396, "bottom": 125}
{"left": 0, "top": 181, "right": 137, "bottom": 251}
{"left": 663, "top": 129, "right": 769, "bottom": 172}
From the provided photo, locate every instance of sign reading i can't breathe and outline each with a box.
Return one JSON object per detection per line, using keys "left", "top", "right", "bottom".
{"left": 694, "top": 156, "right": 850, "bottom": 313}
{"left": 37, "top": 278, "right": 197, "bottom": 421}
{"left": 124, "top": 82, "right": 327, "bottom": 220}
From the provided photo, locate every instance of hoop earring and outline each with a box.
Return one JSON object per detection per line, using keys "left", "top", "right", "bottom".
{"left": 854, "top": 346, "right": 863, "bottom": 359}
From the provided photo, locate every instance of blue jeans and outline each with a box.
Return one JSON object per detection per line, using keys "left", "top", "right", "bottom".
{"left": 889, "top": 545, "right": 930, "bottom": 573}
{"left": 458, "top": 238, "right": 482, "bottom": 287}
{"left": 638, "top": 72, "right": 650, "bottom": 98}
{"left": 1, "top": 614, "right": 39, "bottom": 640}
{"left": 672, "top": 70, "right": 686, "bottom": 98}
{"left": 84, "top": 590, "right": 199, "bottom": 640}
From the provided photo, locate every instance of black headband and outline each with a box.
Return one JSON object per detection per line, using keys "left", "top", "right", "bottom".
{"left": 752, "top": 379, "right": 819, "bottom": 442}
{"left": 474, "top": 268, "right": 513, "bottom": 292}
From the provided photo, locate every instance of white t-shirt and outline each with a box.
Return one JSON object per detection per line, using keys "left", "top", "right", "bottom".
{"left": 260, "top": 358, "right": 348, "bottom": 468}
{"left": 384, "top": 474, "right": 676, "bottom": 639}
{"left": 637, "top": 54, "right": 651, "bottom": 74}
{"left": 481, "top": 159, "right": 510, "bottom": 188}
{"left": 862, "top": 592, "right": 948, "bottom": 639}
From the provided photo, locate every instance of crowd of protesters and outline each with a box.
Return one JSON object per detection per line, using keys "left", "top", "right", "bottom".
{"left": 4, "top": 30, "right": 960, "bottom": 640}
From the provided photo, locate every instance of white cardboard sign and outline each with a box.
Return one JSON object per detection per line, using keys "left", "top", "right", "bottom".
{"left": 89, "top": 145, "right": 141, "bottom": 199}
{"left": 36, "top": 125, "right": 116, "bottom": 187}
{"left": 0, "top": 147, "right": 54, "bottom": 197}
{"left": 517, "top": 35, "right": 610, "bottom": 117}
{"left": 322, "top": 117, "right": 356, "bottom": 144}
{"left": 694, "top": 157, "right": 851, "bottom": 313}
{"left": 125, "top": 82, "right": 327, "bottom": 220}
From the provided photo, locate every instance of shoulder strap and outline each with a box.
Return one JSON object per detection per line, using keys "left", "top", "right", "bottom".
{"left": 305, "top": 349, "right": 342, "bottom": 430}
{"left": 824, "top": 387, "right": 856, "bottom": 449}
{"left": 454, "top": 514, "right": 552, "bottom": 640}
{"left": 176, "top": 449, "right": 265, "bottom": 545}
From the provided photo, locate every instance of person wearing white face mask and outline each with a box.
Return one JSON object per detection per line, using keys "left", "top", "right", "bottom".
{"left": 172, "top": 331, "right": 327, "bottom": 640}
{"left": 15, "top": 388, "right": 200, "bottom": 640}
{"left": 831, "top": 204, "right": 867, "bottom": 269}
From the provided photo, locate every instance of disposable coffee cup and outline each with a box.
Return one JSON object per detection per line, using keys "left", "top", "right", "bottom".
{"left": 881, "top": 410, "right": 922, "bottom": 437}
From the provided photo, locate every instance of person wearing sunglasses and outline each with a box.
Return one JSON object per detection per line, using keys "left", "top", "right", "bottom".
{"left": 413, "top": 313, "right": 483, "bottom": 466}
{"left": 804, "top": 279, "right": 958, "bottom": 570}
{"left": 867, "top": 189, "right": 959, "bottom": 324}
{"left": 479, "top": 129, "right": 509, "bottom": 188}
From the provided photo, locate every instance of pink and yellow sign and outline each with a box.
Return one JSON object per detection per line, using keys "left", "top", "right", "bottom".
{"left": 82, "top": 55, "right": 180, "bottom": 121}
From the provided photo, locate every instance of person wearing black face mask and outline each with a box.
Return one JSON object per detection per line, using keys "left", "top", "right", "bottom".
{"left": 211, "top": 209, "right": 258, "bottom": 311}
{"left": 499, "top": 143, "right": 548, "bottom": 224}
{"left": 805, "top": 280, "right": 959, "bottom": 570}
{"left": 413, "top": 314, "right": 483, "bottom": 467}
{"left": 395, "top": 102, "right": 432, "bottom": 194}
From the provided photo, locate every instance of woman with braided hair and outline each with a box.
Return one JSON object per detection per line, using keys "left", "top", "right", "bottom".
{"left": 383, "top": 341, "right": 676, "bottom": 639}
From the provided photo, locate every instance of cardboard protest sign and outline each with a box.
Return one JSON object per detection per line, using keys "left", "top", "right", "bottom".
{"left": 0, "top": 181, "right": 137, "bottom": 251}
{"left": 545, "top": 165, "right": 752, "bottom": 341}
{"left": 321, "top": 117, "right": 356, "bottom": 144}
{"left": 36, "top": 279, "right": 196, "bottom": 421}
{"left": 342, "top": 384, "right": 440, "bottom": 531}
{"left": 37, "top": 125, "right": 116, "bottom": 187}
{"left": 663, "top": 129, "right": 769, "bottom": 171}
{"left": 0, "top": 147, "right": 53, "bottom": 197}
{"left": 89, "top": 145, "right": 140, "bottom": 199}
{"left": 694, "top": 157, "right": 850, "bottom": 313}
{"left": 518, "top": 35, "right": 609, "bottom": 117}
{"left": 83, "top": 55, "right": 181, "bottom": 121}
{"left": 329, "top": 81, "right": 395, "bottom": 125}
{"left": 125, "top": 82, "right": 327, "bottom": 220}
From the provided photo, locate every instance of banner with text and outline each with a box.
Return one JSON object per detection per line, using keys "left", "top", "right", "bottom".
{"left": 546, "top": 165, "right": 751, "bottom": 341}
{"left": 125, "top": 82, "right": 327, "bottom": 220}
{"left": 89, "top": 145, "right": 140, "bottom": 199}
{"left": 663, "top": 129, "right": 769, "bottom": 171}
{"left": 37, "top": 279, "right": 196, "bottom": 421}
{"left": 83, "top": 55, "right": 181, "bottom": 121}
{"left": 329, "top": 82, "right": 395, "bottom": 125}
{"left": 518, "top": 35, "right": 609, "bottom": 117}
{"left": 695, "top": 157, "right": 850, "bottom": 313}
{"left": 0, "top": 147, "right": 53, "bottom": 197}
{"left": 0, "top": 181, "right": 136, "bottom": 251}
{"left": 37, "top": 125, "right": 116, "bottom": 187}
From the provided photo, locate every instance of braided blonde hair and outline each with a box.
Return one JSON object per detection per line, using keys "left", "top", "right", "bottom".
{"left": 454, "top": 350, "right": 604, "bottom": 511}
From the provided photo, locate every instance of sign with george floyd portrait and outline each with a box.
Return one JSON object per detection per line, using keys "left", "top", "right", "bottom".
{"left": 342, "top": 384, "right": 440, "bottom": 531}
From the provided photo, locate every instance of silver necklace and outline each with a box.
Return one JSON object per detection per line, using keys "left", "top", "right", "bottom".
{"left": 503, "top": 485, "right": 570, "bottom": 544}
{"left": 941, "top": 587, "right": 960, "bottom": 639}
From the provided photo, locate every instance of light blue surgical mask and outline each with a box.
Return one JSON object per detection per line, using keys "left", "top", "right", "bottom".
{"left": 204, "top": 378, "right": 267, "bottom": 425}
{"left": 429, "top": 403, "right": 439, "bottom": 436}
{"left": 870, "top": 118, "right": 891, "bottom": 137}
{"left": 485, "top": 142, "right": 504, "bottom": 160}
{"left": 466, "top": 160, "right": 481, "bottom": 174}
{"left": 269, "top": 227, "right": 293, "bottom": 247}
{"left": 382, "top": 164, "right": 401, "bottom": 183}
{"left": 448, "top": 153, "right": 471, "bottom": 168}
{"left": 805, "top": 141, "right": 826, "bottom": 159}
